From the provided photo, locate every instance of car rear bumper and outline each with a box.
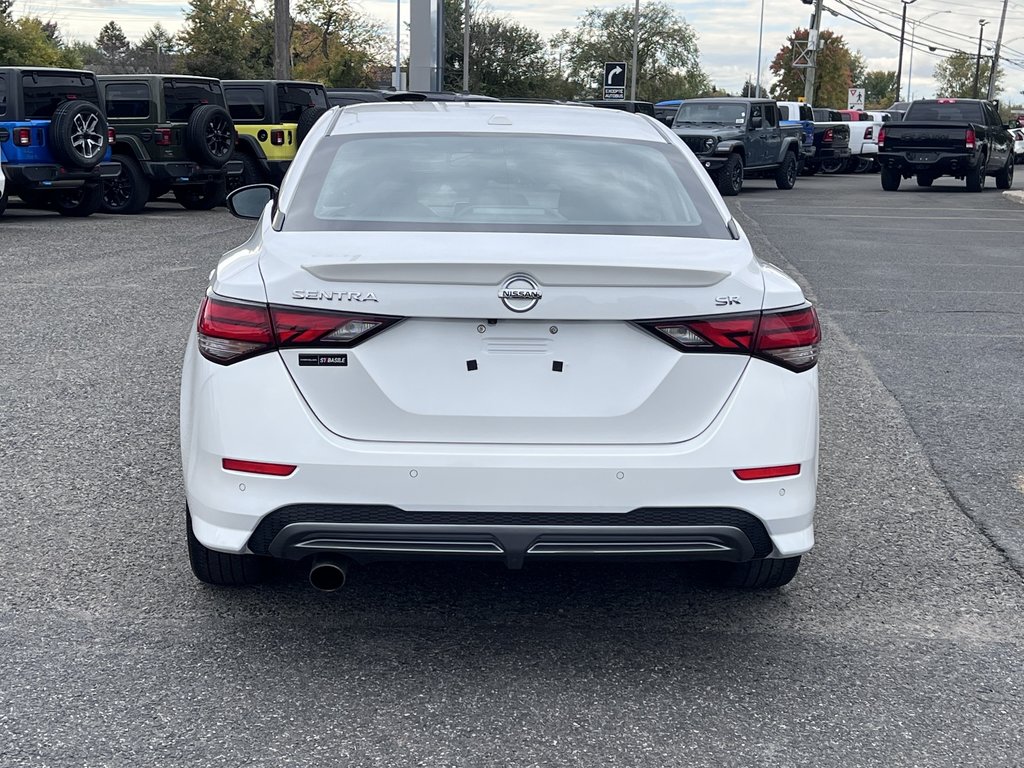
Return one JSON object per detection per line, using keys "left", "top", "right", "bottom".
{"left": 181, "top": 337, "right": 819, "bottom": 564}
{"left": 2, "top": 161, "right": 120, "bottom": 188}
{"left": 143, "top": 160, "right": 243, "bottom": 184}
{"left": 878, "top": 150, "right": 980, "bottom": 174}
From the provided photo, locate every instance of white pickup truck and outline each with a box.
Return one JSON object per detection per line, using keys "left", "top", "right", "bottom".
{"left": 779, "top": 102, "right": 881, "bottom": 173}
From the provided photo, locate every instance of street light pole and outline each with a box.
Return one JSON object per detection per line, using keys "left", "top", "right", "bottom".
{"left": 630, "top": 0, "right": 640, "bottom": 101}
{"left": 462, "top": 0, "right": 470, "bottom": 92}
{"left": 755, "top": 0, "right": 765, "bottom": 97}
{"left": 907, "top": 11, "right": 951, "bottom": 101}
{"left": 987, "top": 0, "right": 1009, "bottom": 99}
{"left": 395, "top": 0, "right": 401, "bottom": 89}
{"left": 974, "top": 19, "right": 988, "bottom": 99}
{"left": 895, "top": 0, "right": 917, "bottom": 103}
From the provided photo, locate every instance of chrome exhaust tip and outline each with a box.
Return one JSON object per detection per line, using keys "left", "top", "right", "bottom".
{"left": 309, "top": 557, "right": 348, "bottom": 592}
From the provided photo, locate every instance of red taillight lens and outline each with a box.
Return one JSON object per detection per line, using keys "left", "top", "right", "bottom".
{"left": 197, "top": 296, "right": 274, "bottom": 364}
{"left": 271, "top": 129, "right": 285, "bottom": 145}
{"left": 154, "top": 128, "right": 172, "bottom": 146}
{"left": 734, "top": 464, "right": 801, "bottom": 481}
{"left": 197, "top": 295, "right": 401, "bottom": 364}
{"left": 107, "top": 127, "right": 116, "bottom": 143}
{"left": 965, "top": 127, "right": 976, "bottom": 149}
{"left": 864, "top": 126, "right": 873, "bottom": 141}
{"left": 877, "top": 127, "right": 885, "bottom": 148}
{"left": 14, "top": 128, "right": 32, "bottom": 147}
{"left": 222, "top": 458, "right": 296, "bottom": 476}
{"left": 638, "top": 305, "right": 821, "bottom": 372}
{"left": 823, "top": 128, "right": 833, "bottom": 143}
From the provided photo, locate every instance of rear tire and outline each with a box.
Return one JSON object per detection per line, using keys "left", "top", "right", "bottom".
{"left": 296, "top": 106, "right": 330, "bottom": 145}
{"left": 820, "top": 157, "right": 845, "bottom": 174}
{"left": 185, "top": 104, "right": 236, "bottom": 167}
{"left": 916, "top": 173, "right": 934, "bottom": 187}
{"left": 187, "top": 508, "right": 269, "bottom": 586}
{"left": 775, "top": 151, "right": 798, "bottom": 190}
{"left": 704, "top": 556, "right": 802, "bottom": 589}
{"left": 49, "top": 100, "right": 108, "bottom": 169}
{"left": 174, "top": 179, "right": 227, "bottom": 210}
{"left": 995, "top": 156, "right": 1014, "bottom": 189}
{"left": 101, "top": 154, "right": 150, "bottom": 214}
{"left": 881, "top": 167, "right": 901, "bottom": 191}
{"left": 226, "top": 152, "right": 262, "bottom": 193}
{"left": 0, "top": 189, "right": 7, "bottom": 217}
{"left": 716, "top": 154, "right": 743, "bottom": 196}
{"left": 53, "top": 183, "right": 104, "bottom": 217}
{"left": 966, "top": 163, "right": 985, "bottom": 192}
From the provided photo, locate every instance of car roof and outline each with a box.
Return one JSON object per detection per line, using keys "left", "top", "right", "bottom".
{"left": 329, "top": 102, "right": 667, "bottom": 141}
{"left": 224, "top": 80, "right": 325, "bottom": 88}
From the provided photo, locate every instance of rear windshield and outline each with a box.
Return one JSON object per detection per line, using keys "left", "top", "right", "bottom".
{"left": 284, "top": 133, "right": 728, "bottom": 239}
{"left": 905, "top": 101, "right": 984, "bottom": 122}
{"left": 21, "top": 72, "right": 100, "bottom": 119}
{"left": 163, "top": 80, "right": 225, "bottom": 122}
{"left": 278, "top": 84, "right": 328, "bottom": 122}
{"left": 674, "top": 102, "right": 747, "bottom": 127}
{"left": 225, "top": 86, "right": 266, "bottom": 121}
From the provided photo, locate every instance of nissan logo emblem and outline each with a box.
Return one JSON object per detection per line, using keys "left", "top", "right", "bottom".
{"left": 499, "top": 274, "right": 542, "bottom": 313}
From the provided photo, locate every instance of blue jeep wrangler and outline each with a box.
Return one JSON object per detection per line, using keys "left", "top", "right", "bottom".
{"left": 0, "top": 67, "right": 120, "bottom": 217}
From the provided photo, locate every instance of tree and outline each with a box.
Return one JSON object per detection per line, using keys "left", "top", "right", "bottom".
{"left": 558, "top": 1, "right": 710, "bottom": 101}
{"left": 863, "top": 70, "right": 897, "bottom": 108}
{"left": 933, "top": 51, "right": 1003, "bottom": 98}
{"left": 769, "top": 28, "right": 857, "bottom": 109}
{"left": 136, "top": 23, "right": 178, "bottom": 72}
{"left": 95, "top": 21, "right": 131, "bottom": 71}
{"left": 0, "top": 15, "right": 81, "bottom": 67}
{"left": 178, "top": 0, "right": 271, "bottom": 79}
{"left": 292, "top": 0, "right": 390, "bottom": 86}
{"left": 443, "top": 0, "right": 561, "bottom": 97}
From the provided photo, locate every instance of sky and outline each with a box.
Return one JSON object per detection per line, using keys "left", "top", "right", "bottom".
{"left": 12, "top": 0, "right": 1024, "bottom": 103}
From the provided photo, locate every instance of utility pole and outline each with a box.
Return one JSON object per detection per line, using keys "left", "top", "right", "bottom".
{"left": 973, "top": 19, "right": 988, "bottom": 99}
{"left": 630, "top": 0, "right": 640, "bottom": 101}
{"left": 755, "top": 0, "right": 765, "bottom": 97}
{"left": 395, "top": 0, "right": 401, "bottom": 89}
{"left": 895, "top": 0, "right": 917, "bottom": 102}
{"left": 462, "top": 0, "right": 470, "bottom": 92}
{"left": 987, "top": 0, "right": 1009, "bottom": 99}
{"left": 274, "top": 0, "right": 291, "bottom": 80}
{"left": 803, "top": 0, "right": 824, "bottom": 104}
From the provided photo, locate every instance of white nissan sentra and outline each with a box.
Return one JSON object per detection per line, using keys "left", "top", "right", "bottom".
{"left": 181, "top": 102, "right": 820, "bottom": 591}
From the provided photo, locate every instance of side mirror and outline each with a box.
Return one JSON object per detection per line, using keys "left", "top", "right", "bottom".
{"left": 227, "top": 184, "right": 278, "bottom": 220}
{"left": 750, "top": 116, "right": 763, "bottom": 130}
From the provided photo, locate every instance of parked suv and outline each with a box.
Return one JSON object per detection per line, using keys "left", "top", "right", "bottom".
{"left": 672, "top": 97, "right": 802, "bottom": 195}
{"left": 98, "top": 75, "right": 241, "bottom": 214}
{"left": 223, "top": 79, "right": 329, "bottom": 187}
{"left": 0, "top": 67, "right": 119, "bottom": 217}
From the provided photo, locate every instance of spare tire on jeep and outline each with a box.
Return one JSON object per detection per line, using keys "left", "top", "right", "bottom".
{"left": 185, "top": 104, "right": 236, "bottom": 167}
{"left": 49, "top": 100, "right": 108, "bottom": 169}
{"left": 296, "top": 106, "right": 330, "bottom": 145}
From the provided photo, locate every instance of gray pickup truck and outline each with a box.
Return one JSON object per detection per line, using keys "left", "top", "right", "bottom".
{"left": 672, "top": 97, "right": 803, "bottom": 195}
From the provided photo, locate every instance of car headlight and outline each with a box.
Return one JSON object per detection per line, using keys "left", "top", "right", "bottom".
{"left": 703, "top": 137, "right": 717, "bottom": 152}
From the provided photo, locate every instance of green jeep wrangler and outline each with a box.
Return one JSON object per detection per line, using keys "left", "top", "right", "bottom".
{"left": 98, "top": 75, "right": 242, "bottom": 214}
{"left": 223, "top": 80, "right": 329, "bottom": 187}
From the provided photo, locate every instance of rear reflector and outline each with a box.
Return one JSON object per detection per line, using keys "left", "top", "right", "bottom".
{"left": 222, "top": 458, "right": 296, "bottom": 476}
{"left": 197, "top": 295, "right": 402, "bottom": 364}
{"left": 637, "top": 305, "right": 821, "bottom": 372}
{"left": 734, "top": 464, "right": 801, "bottom": 481}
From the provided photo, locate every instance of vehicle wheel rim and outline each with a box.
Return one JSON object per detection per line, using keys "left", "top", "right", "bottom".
{"left": 71, "top": 111, "right": 105, "bottom": 160}
{"left": 206, "top": 116, "right": 233, "bottom": 158}
{"left": 787, "top": 160, "right": 796, "bottom": 185}
{"left": 104, "top": 171, "right": 131, "bottom": 208}
{"left": 731, "top": 162, "right": 742, "bottom": 190}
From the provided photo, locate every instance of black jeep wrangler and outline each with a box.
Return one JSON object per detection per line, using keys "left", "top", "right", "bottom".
{"left": 0, "top": 67, "right": 120, "bottom": 217}
{"left": 98, "top": 75, "right": 242, "bottom": 214}
{"left": 223, "top": 79, "right": 330, "bottom": 187}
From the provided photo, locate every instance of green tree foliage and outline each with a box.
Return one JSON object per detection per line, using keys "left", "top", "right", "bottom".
{"left": 558, "top": 1, "right": 710, "bottom": 101}
{"left": 136, "top": 23, "right": 179, "bottom": 73}
{"left": 443, "top": 0, "right": 561, "bottom": 97}
{"left": 179, "top": 0, "right": 272, "bottom": 79}
{"left": 933, "top": 50, "right": 1003, "bottom": 98}
{"left": 769, "top": 28, "right": 857, "bottom": 109}
{"left": 862, "top": 70, "right": 897, "bottom": 108}
{"left": 292, "top": 0, "right": 390, "bottom": 86}
{"left": 96, "top": 21, "right": 131, "bottom": 71}
{"left": 0, "top": 15, "right": 81, "bottom": 68}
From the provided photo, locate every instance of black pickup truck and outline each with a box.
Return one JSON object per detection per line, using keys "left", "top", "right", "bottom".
{"left": 877, "top": 98, "right": 1015, "bottom": 191}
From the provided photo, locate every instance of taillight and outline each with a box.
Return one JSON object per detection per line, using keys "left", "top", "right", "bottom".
{"left": 865, "top": 126, "right": 873, "bottom": 141}
{"left": 965, "top": 127, "right": 976, "bottom": 149}
{"left": 271, "top": 129, "right": 285, "bottom": 145}
{"left": 878, "top": 127, "right": 885, "bottom": 148}
{"left": 197, "top": 295, "right": 401, "bottom": 364}
{"left": 823, "top": 128, "right": 833, "bottom": 143}
{"left": 154, "top": 128, "right": 172, "bottom": 146}
{"left": 14, "top": 128, "right": 32, "bottom": 147}
{"left": 637, "top": 305, "right": 821, "bottom": 373}
{"left": 107, "top": 127, "right": 116, "bottom": 143}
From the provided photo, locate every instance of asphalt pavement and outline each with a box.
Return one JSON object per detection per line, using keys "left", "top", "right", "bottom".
{"left": 1, "top": 183, "right": 1023, "bottom": 767}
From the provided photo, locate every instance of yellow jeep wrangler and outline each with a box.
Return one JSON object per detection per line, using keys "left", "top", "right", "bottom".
{"left": 223, "top": 80, "right": 329, "bottom": 187}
